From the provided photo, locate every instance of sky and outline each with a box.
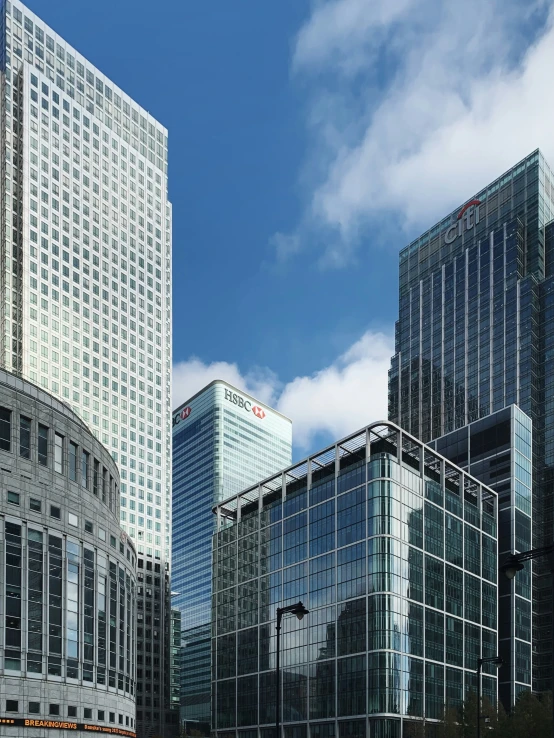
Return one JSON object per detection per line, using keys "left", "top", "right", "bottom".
{"left": 27, "top": 0, "right": 554, "bottom": 457}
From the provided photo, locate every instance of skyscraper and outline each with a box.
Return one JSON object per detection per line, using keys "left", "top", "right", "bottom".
{"left": 389, "top": 149, "right": 554, "bottom": 695}
{"left": 172, "top": 380, "right": 292, "bottom": 729}
{"left": 212, "top": 421, "right": 498, "bottom": 735}
{"left": 429, "top": 405, "right": 533, "bottom": 706}
{"left": 1, "top": 2, "right": 173, "bottom": 735}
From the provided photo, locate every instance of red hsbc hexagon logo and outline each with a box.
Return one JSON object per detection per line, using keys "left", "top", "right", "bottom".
{"left": 173, "top": 406, "right": 192, "bottom": 427}
{"left": 252, "top": 406, "right": 266, "bottom": 419}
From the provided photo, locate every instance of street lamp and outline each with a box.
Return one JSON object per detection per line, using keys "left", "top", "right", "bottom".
{"left": 500, "top": 544, "right": 554, "bottom": 738}
{"left": 476, "top": 656, "right": 502, "bottom": 738}
{"left": 275, "top": 602, "right": 309, "bottom": 738}
{"left": 500, "top": 554, "right": 525, "bottom": 580}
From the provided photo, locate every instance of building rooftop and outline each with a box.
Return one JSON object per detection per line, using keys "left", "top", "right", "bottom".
{"left": 399, "top": 148, "right": 543, "bottom": 261}
{"left": 172, "top": 378, "right": 292, "bottom": 424}
{"left": 214, "top": 419, "right": 496, "bottom": 521}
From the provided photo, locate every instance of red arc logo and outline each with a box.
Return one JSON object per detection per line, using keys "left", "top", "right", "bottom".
{"left": 181, "top": 407, "right": 192, "bottom": 419}
{"left": 457, "top": 199, "right": 481, "bottom": 220}
{"left": 252, "top": 406, "right": 266, "bottom": 419}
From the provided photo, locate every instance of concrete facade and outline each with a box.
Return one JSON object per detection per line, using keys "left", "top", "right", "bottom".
{"left": 0, "top": 369, "right": 137, "bottom": 736}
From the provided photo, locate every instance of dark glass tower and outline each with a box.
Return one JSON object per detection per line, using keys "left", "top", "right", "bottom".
{"left": 389, "top": 149, "right": 554, "bottom": 695}
{"left": 429, "top": 405, "right": 532, "bottom": 706}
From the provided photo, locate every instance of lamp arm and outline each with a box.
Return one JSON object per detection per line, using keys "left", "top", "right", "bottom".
{"left": 511, "top": 543, "right": 554, "bottom": 564}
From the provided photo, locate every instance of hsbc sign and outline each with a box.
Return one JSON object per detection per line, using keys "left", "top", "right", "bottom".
{"left": 224, "top": 388, "right": 266, "bottom": 420}
{"left": 172, "top": 406, "right": 191, "bottom": 427}
{"left": 444, "top": 199, "right": 481, "bottom": 244}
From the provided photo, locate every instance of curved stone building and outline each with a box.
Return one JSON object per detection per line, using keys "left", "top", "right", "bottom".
{"left": 0, "top": 370, "right": 137, "bottom": 736}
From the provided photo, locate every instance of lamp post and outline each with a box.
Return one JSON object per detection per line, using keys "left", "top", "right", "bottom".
{"left": 501, "top": 544, "right": 554, "bottom": 738}
{"left": 476, "top": 656, "right": 502, "bottom": 738}
{"left": 275, "top": 602, "right": 309, "bottom": 738}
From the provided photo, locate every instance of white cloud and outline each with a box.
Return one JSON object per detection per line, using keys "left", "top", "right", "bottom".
{"left": 172, "top": 359, "right": 279, "bottom": 409}
{"left": 276, "top": 330, "right": 393, "bottom": 449}
{"left": 172, "top": 328, "right": 393, "bottom": 453}
{"left": 293, "top": 0, "right": 413, "bottom": 75}
{"left": 280, "top": 0, "right": 552, "bottom": 264}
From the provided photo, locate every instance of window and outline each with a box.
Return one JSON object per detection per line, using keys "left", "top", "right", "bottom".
{"left": 85, "top": 520, "right": 93, "bottom": 533}
{"left": 49, "top": 705, "right": 60, "bottom": 716}
{"left": 19, "top": 416, "right": 31, "bottom": 458}
{"left": 29, "top": 702, "right": 40, "bottom": 714}
{"left": 69, "top": 441, "right": 78, "bottom": 481}
{"left": 110, "top": 535, "right": 116, "bottom": 548}
{"left": 6, "top": 700, "right": 18, "bottom": 712}
{"left": 109, "top": 712, "right": 115, "bottom": 723}
{"left": 84, "top": 708, "right": 92, "bottom": 719}
{"left": 82, "top": 450, "right": 89, "bottom": 487}
{"left": 54, "top": 433, "right": 63, "bottom": 473}
{"left": 38, "top": 424, "right": 48, "bottom": 466}
{"left": 68, "top": 513, "right": 78, "bottom": 527}
{"left": 68, "top": 706, "right": 77, "bottom": 718}
{"left": 0, "top": 407, "right": 11, "bottom": 451}
{"left": 98, "top": 711, "right": 105, "bottom": 721}
{"left": 7, "top": 491, "right": 20, "bottom": 505}
{"left": 30, "top": 498, "right": 41, "bottom": 512}
{"left": 50, "top": 505, "right": 61, "bottom": 519}
{"left": 93, "top": 458, "right": 100, "bottom": 496}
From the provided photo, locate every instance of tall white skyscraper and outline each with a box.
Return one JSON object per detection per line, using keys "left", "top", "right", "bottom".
{"left": 1, "top": 1, "right": 174, "bottom": 735}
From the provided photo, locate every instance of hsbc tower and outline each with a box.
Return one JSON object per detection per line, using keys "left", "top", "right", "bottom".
{"left": 171, "top": 380, "right": 292, "bottom": 730}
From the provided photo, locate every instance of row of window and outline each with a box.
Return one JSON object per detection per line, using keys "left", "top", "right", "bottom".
{"left": 3, "top": 700, "right": 132, "bottom": 726}
{"left": 8, "top": 489, "right": 61, "bottom": 519}
{"left": 10, "top": 2, "right": 167, "bottom": 142}
{"left": 6, "top": 63, "right": 166, "bottom": 174}
{"left": 0, "top": 408, "right": 118, "bottom": 509}
{"left": 6, "top": 491, "right": 135, "bottom": 562}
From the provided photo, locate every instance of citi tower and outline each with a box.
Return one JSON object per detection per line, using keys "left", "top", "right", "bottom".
{"left": 390, "top": 149, "right": 554, "bottom": 703}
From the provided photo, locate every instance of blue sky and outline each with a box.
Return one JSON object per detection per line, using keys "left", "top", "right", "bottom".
{"left": 27, "top": 0, "right": 554, "bottom": 456}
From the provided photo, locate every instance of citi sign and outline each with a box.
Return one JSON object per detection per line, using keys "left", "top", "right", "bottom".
{"left": 172, "top": 406, "right": 191, "bottom": 427}
{"left": 444, "top": 199, "right": 481, "bottom": 244}
{"left": 224, "top": 388, "right": 266, "bottom": 419}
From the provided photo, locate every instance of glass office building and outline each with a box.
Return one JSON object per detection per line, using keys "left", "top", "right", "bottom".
{"left": 429, "top": 405, "right": 532, "bottom": 706}
{"left": 389, "top": 149, "right": 554, "bottom": 693}
{"left": 212, "top": 421, "right": 498, "bottom": 737}
{"left": 0, "top": 2, "right": 173, "bottom": 735}
{"left": 172, "top": 381, "right": 292, "bottom": 729}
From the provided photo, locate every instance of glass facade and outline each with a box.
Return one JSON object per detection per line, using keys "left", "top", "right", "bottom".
{"left": 429, "top": 405, "right": 532, "bottom": 706}
{"left": 389, "top": 149, "right": 554, "bottom": 693}
{"left": 172, "top": 381, "right": 292, "bottom": 729}
{"left": 212, "top": 422, "right": 498, "bottom": 736}
{"left": 0, "top": 2, "right": 173, "bottom": 734}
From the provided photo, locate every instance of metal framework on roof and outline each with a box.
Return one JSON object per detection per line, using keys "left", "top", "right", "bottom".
{"left": 214, "top": 420, "right": 496, "bottom": 524}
